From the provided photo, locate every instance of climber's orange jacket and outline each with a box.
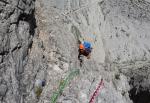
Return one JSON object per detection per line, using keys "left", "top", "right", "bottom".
{"left": 79, "top": 44, "right": 85, "bottom": 50}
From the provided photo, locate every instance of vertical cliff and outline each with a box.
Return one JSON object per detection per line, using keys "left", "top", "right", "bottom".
{"left": 1, "top": 0, "right": 150, "bottom": 103}
{"left": 0, "top": 0, "right": 35, "bottom": 102}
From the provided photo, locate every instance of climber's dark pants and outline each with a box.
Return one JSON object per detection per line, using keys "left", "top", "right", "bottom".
{"left": 78, "top": 49, "right": 89, "bottom": 61}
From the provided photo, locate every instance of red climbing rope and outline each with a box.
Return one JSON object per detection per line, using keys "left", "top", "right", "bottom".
{"left": 89, "top": 79, "right": 104, "bottom": 103}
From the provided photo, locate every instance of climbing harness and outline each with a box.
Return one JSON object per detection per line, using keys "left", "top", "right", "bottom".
{"left": 50, "top": 69, "right": 80, "bottom": 103}
{"left": 89, "top": 79, "right": 104, "bottom": 103}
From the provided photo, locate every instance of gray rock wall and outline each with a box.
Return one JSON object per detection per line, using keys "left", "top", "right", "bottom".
{"left": 1, "top": 0, "right": 150, "bottom": 103}
{"left": 100, "top": 0, "right": 150, "bottom": 63}
{"left": 33, "top": 0, "right": 132, "bottom": 103}
{"left": 0, "top": 0, "right": 35, "bottom": 103}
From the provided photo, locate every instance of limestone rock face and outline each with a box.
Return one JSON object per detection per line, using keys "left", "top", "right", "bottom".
{"left": 101, "top": 0, "right": 150, "bottom": 63}
{"left": 0, "top": 0, "right": 35, "bottom": 102}
{"left": 1, "top": 0, "right": 150, "bottom": 103}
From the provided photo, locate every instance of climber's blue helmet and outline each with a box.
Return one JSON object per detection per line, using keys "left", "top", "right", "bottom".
{"left": 83, "top": 41, "right": 92, "bottom": 49}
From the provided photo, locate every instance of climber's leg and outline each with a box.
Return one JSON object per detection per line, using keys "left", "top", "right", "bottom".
{"left": 87, "top": 53, "right": 91, "bottom": 59}
{"left": 79, "top": 55, "right": 83, "bottom": 66}
{"left": 78, "top": 49, "right": 84, "bottom": 66}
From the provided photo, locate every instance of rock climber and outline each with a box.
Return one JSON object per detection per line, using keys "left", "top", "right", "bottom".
{"left": 78, "top": 41, "right": 92, "bottom": 64}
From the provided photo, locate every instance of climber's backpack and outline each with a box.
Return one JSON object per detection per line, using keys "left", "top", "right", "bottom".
{"left": 83, "top": 41, "right": 92, "bottom": 53}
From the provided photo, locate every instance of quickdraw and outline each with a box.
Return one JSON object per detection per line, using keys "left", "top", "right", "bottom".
{"left": 89, "top": 79, "right": 104, "bottom": 103}
{"left": 50, "top": 69, "right": 80, "bottom": 103}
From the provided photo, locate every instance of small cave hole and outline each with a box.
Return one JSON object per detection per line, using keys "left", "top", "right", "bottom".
{"left": 18, "top": 13, "right": 30, "bottom": 22}
{"left": 17, "top": 11, "right": 37, "bottom": 36}
{"left": 129, "top": 86, "right": 150, "bottom": 103}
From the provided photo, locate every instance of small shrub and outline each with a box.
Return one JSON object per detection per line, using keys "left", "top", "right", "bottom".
{"left": 35, "top": 87, "right": 42, "bottom": 98}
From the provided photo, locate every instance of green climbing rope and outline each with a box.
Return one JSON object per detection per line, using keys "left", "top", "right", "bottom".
{"left": 50, "top": 69, "right": 80, "bottom": 103}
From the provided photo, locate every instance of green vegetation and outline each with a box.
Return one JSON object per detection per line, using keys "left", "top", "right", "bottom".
{"left": 50, "top": 69, "right": 80, "bottom": 103}
{"left": 35, "top": 87, "right": 43, "bottom": 98}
